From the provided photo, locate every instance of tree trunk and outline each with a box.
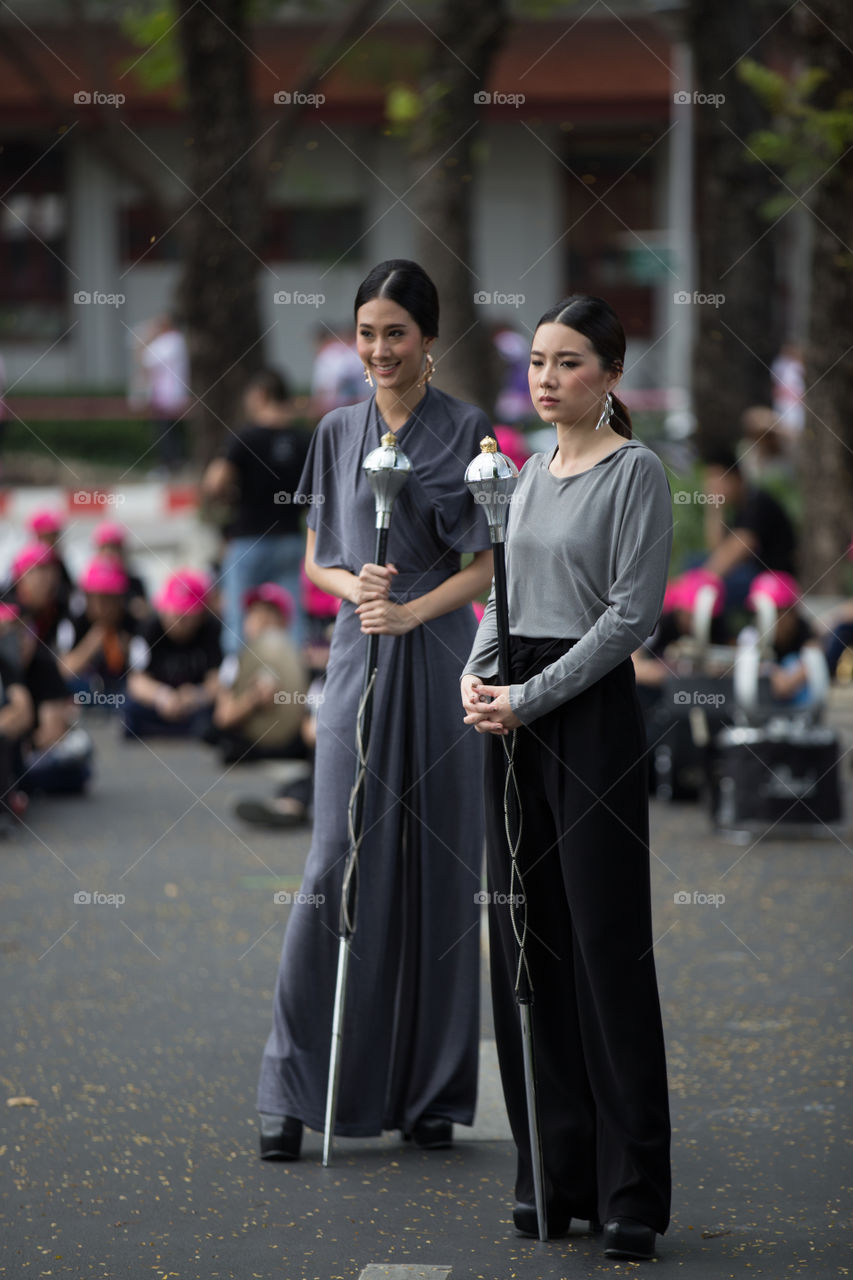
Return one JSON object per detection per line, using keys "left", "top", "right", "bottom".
{"left": 409, "top": 0, "right": 508, "bottom": 415}
{"left": 687, "top": 0, "right": 783, "bottom": 456}
{"left": 175, "top": 0, "right": 264, "bottom": 469}
{"left": 794, "top": 0, "right": 853, "bottom": 592}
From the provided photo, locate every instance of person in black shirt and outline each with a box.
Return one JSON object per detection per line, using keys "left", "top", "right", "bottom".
{"left": 56, "top": 556, "right": 138, "bottom": 700}
{"left": 702, "top": 447, "right": 797, "bottom": 609}
{"left": 202, "top": 367, "right": 310, "bottom": 655}
{"left": 122, "top": 569, "right": 222, "bottom": 739}
{"left": 92, "top": 522, "right": 150, "bottom": 622}
{"left": 7, "top": 543, "right": 69, "bottom": 651}
{"left": 0, "top": 604, "right": 34, "bottom": 831}
{"left": 9, "top": 606, "right": 94, "bottom": 796}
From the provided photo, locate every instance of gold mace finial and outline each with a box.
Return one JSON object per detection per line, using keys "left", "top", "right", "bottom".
{"left": 480, "top": 436, "right": 498, "bottom": 453}
{"left": 381, "top": 431, "right": 397, "bottom": 447}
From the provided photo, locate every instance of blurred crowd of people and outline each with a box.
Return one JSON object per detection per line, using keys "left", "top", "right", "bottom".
{"left": 2, "top": 321, "right": 852, "bottom": 834}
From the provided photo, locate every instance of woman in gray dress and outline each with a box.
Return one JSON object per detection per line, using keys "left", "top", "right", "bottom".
{"left": 257, "top": 260, "right": 493, "bottom": 1157}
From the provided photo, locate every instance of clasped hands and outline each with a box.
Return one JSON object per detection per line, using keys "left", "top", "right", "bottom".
{"left": 460, "top": 674, "right": 521, "bottom": 735}
{"left": 353, "top": 562, "right": 418, "bottom": 636}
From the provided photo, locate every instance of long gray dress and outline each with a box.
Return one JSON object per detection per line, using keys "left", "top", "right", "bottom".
{"left": 257, "top": 386, "right": 491, "bottom": 1136}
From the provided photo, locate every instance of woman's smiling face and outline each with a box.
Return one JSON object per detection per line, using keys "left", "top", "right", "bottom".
{"left": 356, "top": 298, "right": 433, "bottom": 393}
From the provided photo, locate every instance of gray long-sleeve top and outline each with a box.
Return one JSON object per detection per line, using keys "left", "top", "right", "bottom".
{"left": 462, "top": 438, "right": 673, "bottom": 723}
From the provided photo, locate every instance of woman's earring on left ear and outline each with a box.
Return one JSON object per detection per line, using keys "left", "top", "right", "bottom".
{"left": 363, "top": 364, "right": 374, "bottom": 387}
{"left": 595, "top": 391, "right": 613, "bottom": 431}
{"left": 418, "top": 352, "right": 435, "bottom": 388}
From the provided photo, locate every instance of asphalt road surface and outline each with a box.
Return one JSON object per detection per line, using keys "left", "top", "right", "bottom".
{"left": 2, "top": 706, "right": 851, "bottom": 1279}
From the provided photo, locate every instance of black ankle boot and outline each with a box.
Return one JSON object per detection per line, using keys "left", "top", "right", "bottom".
{"left": 513, "top": 1197, "right": 601, "bottom": 1240}
{"left": 603, "top": 1218, "right": 656, "bottom": 1260}
{"left": 258, "top": 1113, "right": 303, "bottom": 1161}
{"left": 410, "top": 1115, "right": 453, "bottom": 1149}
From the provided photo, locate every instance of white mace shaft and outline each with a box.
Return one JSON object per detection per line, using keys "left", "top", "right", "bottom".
{"left": 323, "top": 937, "right": 351, "bottom": 1167}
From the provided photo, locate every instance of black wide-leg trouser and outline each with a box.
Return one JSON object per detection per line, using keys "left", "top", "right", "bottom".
{"left": 484, "top": 636, "right": 672, "bottom": 1235}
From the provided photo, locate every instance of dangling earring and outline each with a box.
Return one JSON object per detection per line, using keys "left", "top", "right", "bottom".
{"left": 363, "top": 364, "right": 374, "bottom": 388}
{"left": 595, "top": 391, "right": 613, "bottom": 431}
{"left": 417, "top": 352, "right": 435, "bottom": 388}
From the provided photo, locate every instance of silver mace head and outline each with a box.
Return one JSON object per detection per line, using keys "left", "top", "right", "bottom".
{"left": 363, "top": 431, "right": 413, "bottom": 529}
{"left": 464, "top": 435, "right": 518, "bottom": 543}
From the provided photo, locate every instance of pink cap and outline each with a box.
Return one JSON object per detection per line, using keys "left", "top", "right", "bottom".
{"left": 11, "top": 542, "right": 57, "bottom": 579}
{"left": 666, "top": 568, "right": 725, "bottom": 617}
{"left": 93, "top": 521, "right": 126, "bottom": 549}
{"left": 300, "top": 564, "right": 340, "bottom": 619}
{"left": 494, "top": 425, "right": 530, "bottom": 473}
{"left": 747, "top": 570, "right": 800, "bottom": 610}
{"left": 154, "top": 568, "right": 210, "bottom": 616}
{"left": 0, "top": 603, "right": 20, "bottom": 622}
{"left": 28, "top": 509, "right": 63, "bottom": 536}
{"left": 80, "top": 555, "right": 129, "bottom": 595}
{"left": 243, "top": 582, "right": 294, "bottom": 624}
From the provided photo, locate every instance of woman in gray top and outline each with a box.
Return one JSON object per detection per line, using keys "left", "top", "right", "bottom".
{"left": 257, "top": 260, "right": 493, "bottom": 1158}
{"left": 462, "top": 295, "right": 673, "bottom": 1262}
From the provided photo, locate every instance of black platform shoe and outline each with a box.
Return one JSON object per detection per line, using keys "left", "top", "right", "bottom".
{"left": 411, "top": 1116, "right": 453, "bottom": 1149}
{"left": 259, "top": 1113, "right": 303, "bottom": 1161}
{"left": 512, "top": 1201, "right": 602, "bottom": 1239}
{"left": 603, "top": 1218, "right": 656, "bottom": 1260}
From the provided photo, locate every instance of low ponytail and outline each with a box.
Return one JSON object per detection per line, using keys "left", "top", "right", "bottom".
{"left": 537, "top": 295, "right": 632, "bottom": 438}
{"left": 610, "top": 392, "right": 632, "bottom": 440}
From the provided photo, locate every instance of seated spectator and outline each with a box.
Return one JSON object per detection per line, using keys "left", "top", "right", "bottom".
{"left": 300, "top": 565, "right": 339, "bottom": 674}
{"left": 742, "top": 571, "right": 824, "bottom": 709}
{"left": 7, "top": 543, "right": 68, "bottom": 649}
{"left": 15, "top": 607, "right": 93, "bottom": 796}
{"left": 92, "top": 522, "right": 150, "bottom": 621}
{"left": 56, "top": 557, "right": 137, "bottom": 699}
{"left": 233, "top": 668, "right": 325, "bottom": 829}
{"left": 28, "top": 509, "right": 73, "bottom": 605}
{"left": 701, "top": 448, "right": 797, "bottom": 610}
{"left": 822, "top": 597, "right": 853, "bottom": 682}
{"left": 122, "top": 569, "right": 221, "bottom": 739}
{"left": 0, "top": 604, "right": 34, "bottom": 832}
{"left": 633, "top": 569, "right": 728, "bottom": 705}
{"left": 213, "top": 583, "right": 307, "bottom": 763}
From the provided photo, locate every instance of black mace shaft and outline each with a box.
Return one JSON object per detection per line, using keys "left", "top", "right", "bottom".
{"left": 465, "top": 436, "right": 547, "bottom": 1241}
{"left": 323, "top": 434, "right": 411, "bottom": 1168}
